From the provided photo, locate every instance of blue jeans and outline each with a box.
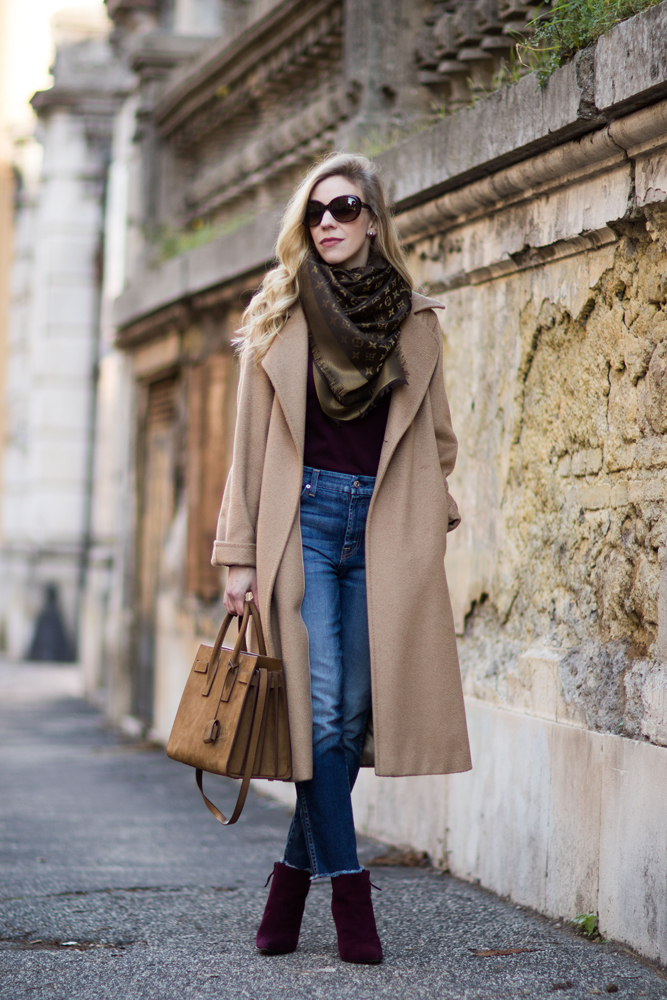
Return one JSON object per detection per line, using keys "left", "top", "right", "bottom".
{"left": 282, "top": 467, "right": 374, "bottom": 879}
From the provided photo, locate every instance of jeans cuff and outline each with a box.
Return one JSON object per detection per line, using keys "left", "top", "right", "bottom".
{"left": 280, "top": 857, "right": 312, "bottom": 874}
{"left": 311, "top": 866, "right": 365, "bottom": 880}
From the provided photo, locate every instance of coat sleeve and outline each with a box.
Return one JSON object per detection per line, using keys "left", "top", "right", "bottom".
{"left": 426, "top": 313, "right": 462, "bottom": 533}
{"left": 211, "top": 349, "right": 274, "bottom": 568}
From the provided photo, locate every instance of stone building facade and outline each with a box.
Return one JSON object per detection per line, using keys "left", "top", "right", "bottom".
{"left": 9, "top": 0, "right": 667, "bottom": 965}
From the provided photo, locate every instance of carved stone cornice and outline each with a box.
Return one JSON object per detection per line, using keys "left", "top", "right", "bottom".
{"left": 186, "top": 87, "right": 349, "bottom": 216}
{"left": 31, "top": 90, "right": 123, "bottom": 114}
{"left": 116, "top": 302, "right": 190, "bottom": 350}
{"left": 416, "top": 0, "right": 543, "bottom": 111}
{"left": 130, "top": 33, "right": 209, "bottom": 78}
{"left": 154, "top": 0, "right": 343, "bottom": 148}
{"left": 113, "top": 205, "right": 283, "bottom": 333}
{"left": 31, "top": 89, "right": 128, "bottom": 154}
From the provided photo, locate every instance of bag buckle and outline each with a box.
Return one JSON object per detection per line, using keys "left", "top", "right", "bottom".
{"left": 203, "top": 719, "right": 221, "bottom": 744}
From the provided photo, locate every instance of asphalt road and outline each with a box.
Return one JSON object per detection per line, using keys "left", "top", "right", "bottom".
{"left": 1, "top": 674, "right": 666, "bottom": 1000}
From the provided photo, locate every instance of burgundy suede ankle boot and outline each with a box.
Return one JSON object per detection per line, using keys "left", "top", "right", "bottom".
{"left": 331, "top": 870, "right": 383, "bottom": 964}
{"left": 256, "top": 862, "right": 311, "bottom": 954}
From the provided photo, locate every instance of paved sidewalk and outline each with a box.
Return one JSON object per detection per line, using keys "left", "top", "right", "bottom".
{"left": 0, "top": 681, "right": 666, "bottom": 999}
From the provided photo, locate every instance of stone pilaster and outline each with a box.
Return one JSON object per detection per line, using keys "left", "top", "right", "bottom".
{"left": 337, "top": 0, "right": 432, "bottom": 151}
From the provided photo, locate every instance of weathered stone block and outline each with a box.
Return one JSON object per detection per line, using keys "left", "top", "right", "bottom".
{"left": 507, "top": 645, "right": 587, "bottom": 726}
{"left": 628, "top": 478, "right": 667, "bottom": 504}
{"left": 445, "top": 701, "right": 551, "bottom": 910}
{"left": 621, "top": 329, "right": 654, "bottom": 383}
{"left": 377, "top": 58, "right": 588, "bottom": 211}
{"left": 646, "top": 277, "right": 667, "bottom": 307}
{"left": 638, "top": 665, "right": 667, "bottom": 744}
{"left": 646, "top": 341, "right": 667, "bottom": 433}
{"left": 598, "top": 734, "right": 667, "bottom": 963}
{"left": 606, "top": 442, "right": 636, "bottom": 473}
{"left": 546, "top": 723, "right": 602, "bottom": 920}
{"left": 571, "top": 450, "right": 587, "bottom": 476}
{"left": 444, "top": 548, "right": 494, "bottom": 635}
{"left": 629, "top": 552, "right": 660, "bottom": 629}
{"left": 635, "top": 150, "right": 667, "bottom": 208}
{"left": 558, "top": 454, "right": 571, "bottom": 477}
{"left": 580, "top": 484, "right": 610, "bottom": 509}
{"left": 636, "top": 436, "right": 667, "bottom": 468}
{"left": 586, "top": 447, "right": 603, "bottom": 474}
{"left": 352, "top": 772, "right": 449, "bottom": 868}
{"left": 658, "top": 560, "right": 667, "bottom": 662}
{"left": 610, "top": 483, "right": 629, "bottom": 507}
{"left": 595, "top": 2, "right": 667, "bottom": 113}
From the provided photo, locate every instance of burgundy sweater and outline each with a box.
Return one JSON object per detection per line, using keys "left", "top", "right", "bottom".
{"left": 303, "top": 348, "right": 390, "bottom": 477}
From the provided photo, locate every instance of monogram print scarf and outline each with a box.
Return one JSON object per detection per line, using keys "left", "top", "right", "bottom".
{"left": 299, "top": 250, "right": 412, "bottom": 421}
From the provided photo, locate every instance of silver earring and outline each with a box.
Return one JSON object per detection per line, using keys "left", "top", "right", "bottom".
{"left": 367, "top": 230, "right": 375, "bottom": 237}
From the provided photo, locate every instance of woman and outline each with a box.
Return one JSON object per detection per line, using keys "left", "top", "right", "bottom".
{"left": 213, "top": 152, "right": 471, "bottom": 964}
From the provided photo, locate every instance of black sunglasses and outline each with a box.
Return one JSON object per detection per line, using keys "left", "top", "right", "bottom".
{"left": 305, "top": 195, "right": 372, "bottom": 227}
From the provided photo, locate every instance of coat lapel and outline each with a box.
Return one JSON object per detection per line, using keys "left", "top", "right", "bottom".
{"left": 260, "top": 294, "right": 443, "bottom": 484}
{"left": 261, "top": 306, "right": 308, "bottom": 459}
{"left": 374, "top": 296, "right": 443, "bottom": 494}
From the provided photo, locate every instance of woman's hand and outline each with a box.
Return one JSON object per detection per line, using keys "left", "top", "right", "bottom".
{"left": 223, "top": 565, "right": 258, "bottom": 617}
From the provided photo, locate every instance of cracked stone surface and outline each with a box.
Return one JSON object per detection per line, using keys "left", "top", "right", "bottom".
{"left": 418, "top": 211, "right": 667, "bottom": 744}
{"left": 1, "top": 692, "right": 666, "bottom": 1000}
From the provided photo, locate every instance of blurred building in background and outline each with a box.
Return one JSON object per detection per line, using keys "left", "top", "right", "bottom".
{"left": 3, "top": 0, "right": 667, "bottom": 966}
{"left": 0, "top": 7, "right": 130, "bottom": 659}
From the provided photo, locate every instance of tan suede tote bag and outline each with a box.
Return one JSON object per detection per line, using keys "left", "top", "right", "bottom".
{"left": 167, "top": 600, "right": 291, "bottom": 825}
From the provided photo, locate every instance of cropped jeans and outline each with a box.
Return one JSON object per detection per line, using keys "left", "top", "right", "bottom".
{"left": 282, "top": 467, "right": 374, "bottom": 879}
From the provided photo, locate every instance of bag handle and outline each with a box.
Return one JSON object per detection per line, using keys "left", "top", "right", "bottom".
{"left": 202, "top": 611, "right": 242, "bottom": 697}
{"left": 238, "top": 599, "right": 267, "bottom": 657}
{"left": 208, "top": 599, "right": 267, "bottom": 674}
{"left": 207, "top": 612, "right": 237, "bottom": 673}
{"left": 195, "top": 666, "right": 270, "bottom": 825}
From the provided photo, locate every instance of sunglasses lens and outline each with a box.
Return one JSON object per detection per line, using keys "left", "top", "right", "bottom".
{"left": 330, "top": 196, "right": 361, "bottom": 223}
{"left": 305, "top": 196, "right": 363, "bottom": 226}
{"left": 306, "top": 201, "right": 325, "bottom": 227}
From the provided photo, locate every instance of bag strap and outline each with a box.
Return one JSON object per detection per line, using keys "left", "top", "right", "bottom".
{"left": 195, "top": 666, "right": 270, "bottom": 826}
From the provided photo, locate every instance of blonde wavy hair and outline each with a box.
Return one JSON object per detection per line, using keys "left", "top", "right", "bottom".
{"left": 234, "top": 152, "right": 412, "bottom": 360}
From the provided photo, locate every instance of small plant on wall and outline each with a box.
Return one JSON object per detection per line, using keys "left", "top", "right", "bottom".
{"left": 520, "top": 0, "right": 664, "bottom": 83}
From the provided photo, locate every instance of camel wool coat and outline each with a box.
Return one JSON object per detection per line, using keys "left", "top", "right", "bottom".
{"left": 212, "top": 292, "right": 472, "bottom": 782}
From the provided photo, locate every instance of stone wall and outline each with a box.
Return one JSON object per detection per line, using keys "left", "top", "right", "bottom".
{"left": 375, "top": 17, "right": 667, "bottom": 752}
{"left": 447, "top": 218, "right": 667, "bottom": 743}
